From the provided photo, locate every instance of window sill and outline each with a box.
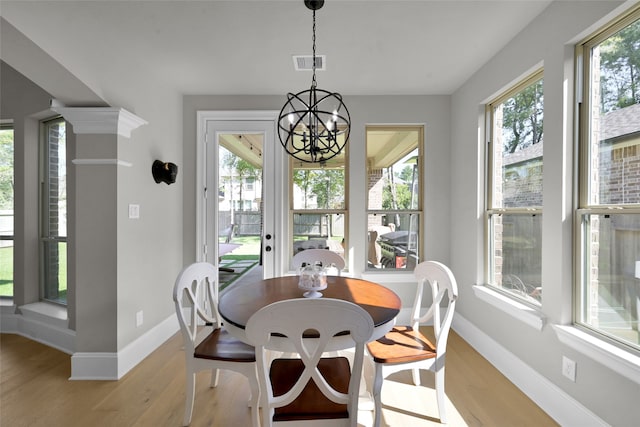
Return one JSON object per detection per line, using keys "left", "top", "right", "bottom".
{"left": 553, "top": 324, "right": 640, "bottom": 385}
{"left": 361, "top": 270, "right": 415, "bottom": 284}
{"left": 0, "top": 298, "right": 16, "bottom": 315}
{"left": 472, "top": 284, "right": 546, "bottom": 331}
{"left": 19, "top": 302, "right": 68, "bottom": 330}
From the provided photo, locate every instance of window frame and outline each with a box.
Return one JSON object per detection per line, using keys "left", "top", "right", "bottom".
{"left": 485, "top": 69, "right": 544, "bottom": 307}
{"left": 40, "top": 116, "right": 68, "bottom": 306}
{"left": 289, "top": 150, "right": 349, "bottom": 269}
{"left": 575, "top": 5, "right": 640, "bottom": 352}
{"left": 0, "top": 122, "right": 14, "bottom": 300}
{"left": 365, "top": 125, "right": 424, "bottom": 272}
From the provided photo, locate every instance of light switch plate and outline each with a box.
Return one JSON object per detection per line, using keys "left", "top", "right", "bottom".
{"left": 128, "top": 204, "right": 140, "bottom": 219}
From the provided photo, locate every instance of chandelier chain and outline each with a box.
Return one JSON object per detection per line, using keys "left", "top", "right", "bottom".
{"left": 312, "top": 9, "right": 317, "bottom": 88}
{"left": 277, "top": 0, "right": 350, "bottom": 163}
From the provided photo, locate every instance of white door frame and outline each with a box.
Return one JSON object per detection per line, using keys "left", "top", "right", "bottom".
{"left": 196, "top": 110, "right": 285, "bottom": 278}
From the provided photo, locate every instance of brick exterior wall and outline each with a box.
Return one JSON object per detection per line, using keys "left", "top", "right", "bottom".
{"left": 46, "top": 134, "right": 60, "bottom": 300}
{"left": 599, "top": 144, "right": 640, "bottom": 204}
{"left": 503, "top": 161, "right": 543, "bottom": 207}
{"left": 367, "top": 167, "right": 385, "bottom": 229}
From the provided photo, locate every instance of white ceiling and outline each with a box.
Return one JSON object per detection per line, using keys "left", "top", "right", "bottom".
{"left": 1, "top": 0, "right": 553, "bottom": 101}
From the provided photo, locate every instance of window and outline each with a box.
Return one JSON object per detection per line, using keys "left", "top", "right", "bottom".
{"left": 577, "top": 8, "right": 640, "bottom": 351}
{"left": 486, "top": 71, "right": 544, "bottom": 305}
{"left": 245, "top": 176, "right": 255, "bottom": 192}
{"left": 366, "top": 126, "right": 422, "bottom": 271}
{"left": 291, "top": 151, "right": 347, "bottom": 265}
{"left": 41, "top": 118, "right": 67, "bottom": 305}
{"left": 0, "top": 124, "right": 14, "bottom": 299}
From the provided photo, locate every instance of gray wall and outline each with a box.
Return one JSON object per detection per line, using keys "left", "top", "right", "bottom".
{"left": 450, "top": 1, "right": 640, "bottom": 425}
{"left": 3, "top": 0, "right": 640, "bottom": 423}
{"left": 0, "top": 62, "right": 54, "bottom": 309}
{"left": 1, "top": 20, "right": 184, "bottom": 352}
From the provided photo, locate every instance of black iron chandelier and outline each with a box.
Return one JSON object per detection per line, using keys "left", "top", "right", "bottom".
{"left": 277, "top": 0, "right": 351, "bottom": 164}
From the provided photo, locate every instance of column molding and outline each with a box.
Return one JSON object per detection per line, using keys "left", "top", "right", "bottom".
{"left": 51, "top": 107, "right": 147, "bottom": 138}
{"left": 71, "top": 159, "right": 133, "bottom": 167}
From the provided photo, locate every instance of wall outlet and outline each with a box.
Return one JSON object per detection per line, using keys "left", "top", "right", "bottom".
{"left": 136, "top": 310, "right": 144, "bottom": 327}
{"left": 562, "top": 356, "right": 576, "bottom": 382}
{"left": 128, "top": 204, "right": 140, "bottom": 219}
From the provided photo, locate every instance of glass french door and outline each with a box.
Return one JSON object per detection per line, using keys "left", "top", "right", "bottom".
{"left": 199, "top": 112, "right": 285, "bottom": 279}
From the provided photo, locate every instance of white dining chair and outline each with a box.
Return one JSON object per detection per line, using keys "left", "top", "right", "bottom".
{"left": 366, "top": 260, "right": 458, "bottom": 425}
{"left": 291, "top": 248, "right": 345, "bottom": 275}
{"left": 245, "top": 298, "right": 374, "bottom": 427}
{"left": 173, "top": 262, "right": 260, "bottom": 427}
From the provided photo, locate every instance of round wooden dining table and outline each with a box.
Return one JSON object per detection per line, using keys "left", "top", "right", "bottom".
{"left": 219, "top": 275, "right": 401, "bottom": 351}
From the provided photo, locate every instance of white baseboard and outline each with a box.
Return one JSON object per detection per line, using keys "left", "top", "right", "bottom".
{"left": 70, "top": 313, "right": 179, "bottom": 380}
{"left": 69, "top": 352, "right": 118, "bottom": 380}
{"left": 3, "top": 305, "right": 180, "bottom": 381}
{"left": 1, "top": 308, "right": 75, "bottom": 355}
{"left": 453, "top": 314, "right": 608, "bottom": 427}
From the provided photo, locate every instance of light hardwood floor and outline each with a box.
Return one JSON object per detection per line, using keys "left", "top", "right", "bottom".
{"left": 1, "top": 329, "right": 557, "bottom": 427}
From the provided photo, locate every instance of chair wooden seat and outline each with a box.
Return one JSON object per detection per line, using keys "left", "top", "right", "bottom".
{"left": 246, "top": 298, "right": 374, "bottom": 426}
{"left": 194, "top": 328, "right": 256, "bottom": 362}
{"left": 367, "top": 326, "right": 436, "bottom": 364}
{"left": 365, "top": 260, "right": 458, "bottom": 426}
{"left": 271, "top": 357, "right": 350, "bottom": 421}
{"left": 173, "top": 262, "right": 259, "bottom": 426}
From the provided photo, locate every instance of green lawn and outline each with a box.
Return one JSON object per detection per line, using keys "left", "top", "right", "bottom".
{"left": 227, "top": 235, "right": 261, "bottom": 256}
{"left": 220, "top": 254, "right": 260, "bottom": 261}
{"left": 0, "top": 246, "right": 13, "bottom": 296}
{"left": 0, "top": 244, "right": 68, "bottom": 299}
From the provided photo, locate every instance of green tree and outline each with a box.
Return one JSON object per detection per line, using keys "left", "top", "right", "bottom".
{"left": 235, "top": 158, "right": 260, "bottom": 211}
{"left": 599, "top": 18, "right": 640, "bottom": 112}
{"left": 221, "top": 149, "right": 260, "bottom": 212}
{"left": 502, "top": 79, "right": 544, "bottom": 154}
{"left": 383, "top": 183, "right": 411, "bottom": 210}
{"left": 293, "top": 169, "right": 313, "bottom": 209}
{"left": 293, "top": 168, "right": 345, "bottom": 209}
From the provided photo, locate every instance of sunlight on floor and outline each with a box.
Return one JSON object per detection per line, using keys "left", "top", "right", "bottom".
{"left": 376, "top": 374, "right": 465, "bottom": 426}
{"left": 346, "top": 348, "right": 466, "bottom": 427}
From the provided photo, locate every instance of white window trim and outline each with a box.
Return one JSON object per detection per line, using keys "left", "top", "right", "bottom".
{"left": 485, "top": 70, "right": 544, "bottom": 308}
{"left": 365, "top": 125, "right": 424, "bottom": 272}
{"left": 574, "top": 5, "right": 640, "bottom": 359}
{"left": 473, "top": 284, "right": 546, "bottom": 331}
{"left": 362, "top": 270, "right": 415, "bottom": 283}
{"left": 553, "top": 324, "right": 640, "bottom": 385}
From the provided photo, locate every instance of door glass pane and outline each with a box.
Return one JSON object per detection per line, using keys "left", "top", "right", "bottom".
{"left": 217, "top": 134, "right": 263, "bottom": 286}
{"left": 0, "top": 127, "right": 13, "bottom": 298}
{"left": 581, "top": 213, "right": 640, "bottom": 350}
